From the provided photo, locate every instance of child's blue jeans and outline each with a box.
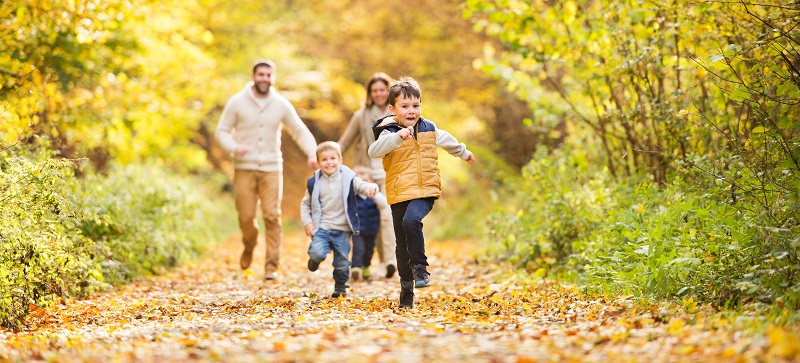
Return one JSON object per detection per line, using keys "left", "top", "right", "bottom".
{"left": 391, "top": 197, "right": 435, "bottom": 282}
{"left": 307, "top": 229, "right": 352, "bottom": 286}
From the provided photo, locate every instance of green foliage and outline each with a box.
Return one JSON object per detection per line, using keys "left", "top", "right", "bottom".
{"left": 73, "top": 164, "right": 236, "bottom": 281}
{"left": 0, "top": 146, "right": 235, "bottom": 328}
{"left": 488, "top": 150, "right": 800, "bottom": 309}
{"left": 1, "top": 0, "right": 224, "bottom": 171}
{"left": 464, "top": 0, "right": 800, "bottom": 183}
{"left": 0, "top": 147, "right": 99, "bottom": 329}
{"left": 487, "top": 147, "right": 601, "bottom": 269}
{"left": 470, "top": 0, "right": 800, "bottom": 311}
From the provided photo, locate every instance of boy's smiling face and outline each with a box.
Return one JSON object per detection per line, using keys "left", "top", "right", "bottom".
{"left": 389, "top": 93, "right": 421, "bottom": 128}
{"left": 317, "top": 149, "right": 342, "bottom": 176}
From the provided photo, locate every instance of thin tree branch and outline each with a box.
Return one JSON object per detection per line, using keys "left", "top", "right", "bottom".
{"left": 0, "top": 69, "right": 23, "bottom": 78}
{"left": 699, "top": 1, "right": 800, "bottom": 11}
{"left": 741, "top": 1, "right": 800, "bottom": 48}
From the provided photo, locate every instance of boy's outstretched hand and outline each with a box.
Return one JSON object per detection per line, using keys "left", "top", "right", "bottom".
{"left": 363, "top": 183, "right": 378, "bottom": 198}
{"left": 304, "top": 223, "right": 315, "bottom": 237}
{"left": 398, "top": 126, "right": 414, "bottom": 140}
{"left": 465, "top": 153, "right": 475, "bottom": 164}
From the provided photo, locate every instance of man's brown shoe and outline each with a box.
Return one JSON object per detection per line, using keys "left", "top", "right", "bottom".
{"left": 240, "top": 248, "right": 254, "bottom": 270}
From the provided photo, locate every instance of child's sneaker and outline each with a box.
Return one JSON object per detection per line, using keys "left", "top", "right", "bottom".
{"left": 307, "top": 258, "right": 320, "bottom": 272}
{"left": 350, "top": 267, "right": 363, "bottom": 282}
{"left": 385, "top": 263, "right": 397, "bottom": 278}
{"left": 412, "top": 264, "right": 430, "bottom": 288}
{"left": 362, "top": 267, "right": 371, "bottom": 281}
{"left": 399, "top": 280, "right": 414, "bottom": 308}
{"left": 264, "top": 271, "right": 279, "bottom": 281}
{"left": 331, "top": 285, "right": 347, "bottom": 298}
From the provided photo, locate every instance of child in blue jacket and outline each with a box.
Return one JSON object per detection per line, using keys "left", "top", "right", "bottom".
{"left": 349, "top": 166, "right": 392, "bottom": 282}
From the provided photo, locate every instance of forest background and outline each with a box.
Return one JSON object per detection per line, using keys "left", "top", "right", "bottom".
{"left": 1, "top": 0, "right": 798, "bottom": 330}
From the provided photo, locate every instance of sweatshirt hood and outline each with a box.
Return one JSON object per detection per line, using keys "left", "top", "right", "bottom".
{"left": 372, "top": 115, "right": 401, "bottom": 140}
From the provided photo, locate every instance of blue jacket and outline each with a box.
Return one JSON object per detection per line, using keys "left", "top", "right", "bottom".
{"left": 355, "top": 195, "right": 380, "bottom": 235}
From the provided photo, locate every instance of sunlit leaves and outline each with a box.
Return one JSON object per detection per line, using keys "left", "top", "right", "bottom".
{"left": 0, "top": 0, "right": 227, "bottom": 171}
{"left": 463, "top": 0, "right": 799, "bottom": 185}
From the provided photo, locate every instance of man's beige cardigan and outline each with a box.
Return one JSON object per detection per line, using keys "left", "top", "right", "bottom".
{"left": 216, "top": 83, "right": 317, "bottom": 172}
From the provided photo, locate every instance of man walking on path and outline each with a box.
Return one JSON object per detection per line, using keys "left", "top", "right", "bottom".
{"left": 216, "top": 59, "right": 319, "bottom": 281}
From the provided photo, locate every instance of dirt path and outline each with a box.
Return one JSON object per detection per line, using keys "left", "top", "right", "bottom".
{"left": 0, "top": 233, "right": 788, "bottom": 362}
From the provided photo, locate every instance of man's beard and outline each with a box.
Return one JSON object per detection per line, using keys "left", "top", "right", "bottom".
{"left": 254, "top": 81, "right": 271, "bottom": 95}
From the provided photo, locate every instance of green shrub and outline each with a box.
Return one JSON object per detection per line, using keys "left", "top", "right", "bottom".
{"left": 488, "top": 149, "right": 800, "bottom": 309}
{"left": 0, "top": 151, "right": 100, "bottom": 328}
{"left": 73, "top": 165, "right": 235, "bottom": 282}
{"left": 0, "top": 148, "right": 235, "bottom": 328}
{"left": 487, "top": 147, "right": 605, "bottom": 272}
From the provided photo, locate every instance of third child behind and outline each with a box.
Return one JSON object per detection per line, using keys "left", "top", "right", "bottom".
{"left": 350, "top": 166, "right": 392, "bottom": 282}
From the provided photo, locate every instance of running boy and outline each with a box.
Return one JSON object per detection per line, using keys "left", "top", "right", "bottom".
{"left": 301, "top": 141, "right": 379, "bottom": 298}
{"left": 367, "top": 77, "right": 475, "bottom": 308}
{"left": 350, "top": 166, "right": 392, "bottom": 282}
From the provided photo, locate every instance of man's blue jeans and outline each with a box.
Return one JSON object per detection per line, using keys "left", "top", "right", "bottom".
{"left": 307, "top": 229, "right": 352, "bottom": 287}
{"left": 391, "top": 197, "right": 435, "bottom": 282}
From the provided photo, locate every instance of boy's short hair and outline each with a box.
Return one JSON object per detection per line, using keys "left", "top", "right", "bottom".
{"left": 388, "top": 76, "right": 422, "bottom": 106}
{"left": 316, "top": 141, "right": 342, "bottom": 158}
{"left": 353, "top": 166, "right": 373, "bottom": 181}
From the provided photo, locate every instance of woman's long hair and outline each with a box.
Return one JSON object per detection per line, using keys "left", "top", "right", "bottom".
{"left": 365, "top": 72, "right": 392, "bottom": 107}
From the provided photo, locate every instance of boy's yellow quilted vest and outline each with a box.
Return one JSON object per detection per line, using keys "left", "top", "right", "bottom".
{"left": 383, "top": 129, "right": 441, "bottom": 205}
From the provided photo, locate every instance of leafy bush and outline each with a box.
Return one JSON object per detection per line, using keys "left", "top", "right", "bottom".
{"left": 486, "top": 147, "right": 605, "bottom": 271}
{"left": 472, "top": 0, "right": 800, "bottom": 312}
{"left": 74, "top": 165, "right": 235, "bottom": 282}
{"left": 487, "top": 149, "right": 800, "bottom": 309}
{"left": 0, "top": 148, "right": 235, "bottom": 328}
{"left": 0, "top": 151, "right": 100, "bottom": 329}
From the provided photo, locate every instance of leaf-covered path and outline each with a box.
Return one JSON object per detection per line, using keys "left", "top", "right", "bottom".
{"left": 0, "top": 233, "right": 790, "bottom": 362}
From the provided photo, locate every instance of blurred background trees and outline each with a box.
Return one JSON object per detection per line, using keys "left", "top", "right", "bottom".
{"left": 1, "top": 0, "right": 538, "bottom": 234}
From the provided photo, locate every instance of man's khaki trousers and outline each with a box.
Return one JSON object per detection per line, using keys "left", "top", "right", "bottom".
{"left": 234, "top": 170, "right": 283, "bottom": 274}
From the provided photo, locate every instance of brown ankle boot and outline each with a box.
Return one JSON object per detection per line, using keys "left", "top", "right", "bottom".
{"left": 240, "top": 247, "right": 254, "bottom": 269}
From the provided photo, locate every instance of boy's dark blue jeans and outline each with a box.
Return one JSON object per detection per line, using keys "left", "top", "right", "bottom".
{"left": 390, "top": 197, "right": 435, "bottom": 282}
{"left": 351, "top": 232, "right": 377, "bottom": 268}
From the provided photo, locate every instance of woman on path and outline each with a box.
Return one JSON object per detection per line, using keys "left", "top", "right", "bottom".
{"left": 337, "top": 73, "right": 397, "bottom": 278}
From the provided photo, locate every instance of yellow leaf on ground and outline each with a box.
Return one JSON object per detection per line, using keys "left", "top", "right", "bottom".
{"left": 767, "top": 325, "right": 800, "bottom": 360}
{"left": 668, "top": 319, "right": 685, "bottom": 335}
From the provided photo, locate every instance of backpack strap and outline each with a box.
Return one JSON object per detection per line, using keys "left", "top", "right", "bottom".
{"left": 307, "top": 175, "right": 316, "bottom": 195}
